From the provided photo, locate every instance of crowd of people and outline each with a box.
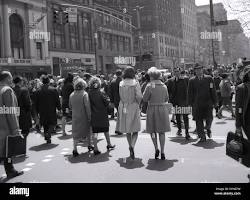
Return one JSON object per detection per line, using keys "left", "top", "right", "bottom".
{"left": 0, "top": 62, "right": 250, "bottom": 180}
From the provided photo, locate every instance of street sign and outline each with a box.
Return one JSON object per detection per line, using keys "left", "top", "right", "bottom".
{"left": 180, "top": 58, "right": 185, "bottom": 64}
{"left": 215, "top": 20, "right": 228, "bottom": 26}
{"left": 66, "top": 7, "right": 77, "bottom": 23}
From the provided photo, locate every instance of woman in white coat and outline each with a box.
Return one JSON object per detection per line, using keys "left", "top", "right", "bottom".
{"left": 116, "top": 67, "right": 142, "bottom": 159}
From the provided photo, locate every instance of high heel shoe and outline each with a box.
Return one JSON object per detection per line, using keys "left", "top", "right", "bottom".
{"left": 73, "top": 150, "right": 79, "bottom": 157}
{"left": 129, "top": 147, "right": 135, "bottom": 160}
{"left": 94, "top": 150, "right": 101, "bottom": 155}
{"left": 107, "top": 144, "right": 116, "bottom": 151}
{"left": 161, "top": 153, "right": 165, "bottom": 160}
{"left": 88, "top": 145, "right": 94, "bottom": 152}
{"left": 155, "top": 149, "right": 160, "bottom": 159}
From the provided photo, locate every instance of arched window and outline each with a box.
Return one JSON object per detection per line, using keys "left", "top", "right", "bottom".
{"left": 9, "top": 14, "right": 24, "bottom": 59}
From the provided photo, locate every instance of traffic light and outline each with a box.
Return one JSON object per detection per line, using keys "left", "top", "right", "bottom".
{"left": 63, "top": 11, "right": 69, "bottom": 24}
{"left": 53, "top": 10, "right": 60, "bottom": 24}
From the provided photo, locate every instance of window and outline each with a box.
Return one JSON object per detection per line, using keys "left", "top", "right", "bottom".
{"left": 9, "top": 14, "right": 24, "bottom": 59}
{"left": 36, "top": 42, "right": 42, "bottom": 60}
{"left": 69, "top": 21, "right": 80, "bottom": 50}
{"left": 82, "top": 13, "right": 93, "bottom": 52}
{"left": 112, "top": 35, "right": 118, "bottom": 52}
{"left": 52, "top": 9, "right": 66, "bottom": 49}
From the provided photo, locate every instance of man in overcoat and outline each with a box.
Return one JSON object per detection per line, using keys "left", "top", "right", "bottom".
{"left": 0, "top": 71, "right": 24, "bottom": 179}
{"left": 188, "top": 64, "right": 218, "bottom": 142}
{"left": 36, "top": 75, "right": 61, "bottom": 144}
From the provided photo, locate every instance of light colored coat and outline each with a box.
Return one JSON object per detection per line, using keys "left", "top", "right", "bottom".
{"left": 0, "top": 84, "right": 19, "bottom": 157}
{"left": 116, "top": 79, "right": 142, "bottom": 133}
{"left": 69, "top": 90, "right": 91, "bottom": 140}
{"left": 143, "top": 80, "right": 171, "bottom": 133}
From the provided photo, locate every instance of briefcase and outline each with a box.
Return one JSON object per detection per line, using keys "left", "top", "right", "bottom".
{"left": 226, "top": 131, "right": 250, "bottom": 168}
{"left": 6, "top": 135, "right": 27, "bottom": 158}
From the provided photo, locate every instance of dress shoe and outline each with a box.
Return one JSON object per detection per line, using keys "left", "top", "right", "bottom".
{"left": 176, "top": 130, "right": 182, "bottom": 136}
{"left": 161, "top": 153, "right": 166, "bottom": 160}
{"left": 88, "top": 145, "right": 94, "bottom": 152}
{"left": 185, "top": 132, "right": 191, "bottom": 140}
{"left": 72, "top": 150, "right": 79, "bottom": 157}
{"left": 7, "top": 170, "right": 24, "bottom": 179}
{"left": 115, "top": 131, "right": 123, "bottom": 135}
{"left": 107, "top": 144, "right": 116, "bottom": 151}
{"left": 46, "top": 139, "right": 51, "bottom": 144}
{"left": 155, "top": 149, "right": 160, "bottom": 159}
{"left": 129, "top": 147, "right": 135, "bottom": 160}
{"left": 94, "top": 150, "right": 101, "bottom": 155}
{"left": 206, "top": 129, "right": 212, "bottom": 138}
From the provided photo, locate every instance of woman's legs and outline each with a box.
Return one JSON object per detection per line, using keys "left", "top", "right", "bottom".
{"left": 131, "top": 132, "right": 138, "bottom": 149}
{"left": 126, "top": 133, "right": 132, "bottom": 148}
{"left": 104, "top": 132, "right": 111, "bottom": 146}
{"left": 73, "top": 139, "right": 78, "bottom": 151}
{"left": 150, "top": 133, "right": 158, "bottom": 151}
{"left": 159, "top": 133, "right": 165, "bottom": 154}
{"left": 62, "top": 116, "right": 67, "bottom": 135}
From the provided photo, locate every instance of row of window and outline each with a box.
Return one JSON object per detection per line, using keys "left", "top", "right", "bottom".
{"left": 99, "top": 32, "right": 132, "bottom": 53}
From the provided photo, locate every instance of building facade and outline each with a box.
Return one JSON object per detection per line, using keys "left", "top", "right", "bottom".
{"left": 227, "top": 20, "right": 250, "bottom": 64}
{"left": 94, "top": 3, "right": 134, "bottom": 74}
{"left": 180, "top": 0, "right": 199, "bottom": 67}
{"left": 0, "top": 0, "right": 51, "bottom": 78}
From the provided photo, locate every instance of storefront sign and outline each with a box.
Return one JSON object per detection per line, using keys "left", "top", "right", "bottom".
{"left": 114, "top": 56, "right": 136, "bottom": 67}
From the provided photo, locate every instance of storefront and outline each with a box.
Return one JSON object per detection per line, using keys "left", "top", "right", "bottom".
{"left": 0, "top": 58, "right": 51, "bottom": 79}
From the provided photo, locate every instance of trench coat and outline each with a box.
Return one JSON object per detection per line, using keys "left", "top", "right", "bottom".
{"left": 0, "top": 84, "right": 19, "bottom": 158}
{"left": 143, "top": 80, "right": 171, "bottom": 133}
{"left": 116, "top": 79, "right": 142, "bottom": 133}
{"left": 69, "top": 90, "right": 91, "bottom": 140}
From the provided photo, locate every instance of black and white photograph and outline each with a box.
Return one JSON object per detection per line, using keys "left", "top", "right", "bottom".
{"left": 0, "top": 0, "right": 250, "bottom": 198}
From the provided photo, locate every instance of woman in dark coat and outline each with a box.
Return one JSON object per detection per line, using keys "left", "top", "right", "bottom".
{"left": 88, "top": 77, "right": 115, "bottom": 155}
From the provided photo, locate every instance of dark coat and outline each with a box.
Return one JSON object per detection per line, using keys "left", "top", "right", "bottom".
{"left": 235, "top": 83, "right": 250, "bottom": 140}
{"left": 61, "top": 82, "right": 74, "bottom": 109}
{"left": 188, "top": 75, "right": 217, "bottom": 120}
{"left": 13, "top": 85, "right": 32, "bottom": 131}
{"left": 88, "top": 89, "right": 109, "bottom": 129}
{"left": 166, "top": 77, "right": 189, "bottom": 106}
{"left": 36, "top": 85, "right": 61, "bottom": 126}
{"left": 109, "top": 77, "right": 122, "bottom": 108}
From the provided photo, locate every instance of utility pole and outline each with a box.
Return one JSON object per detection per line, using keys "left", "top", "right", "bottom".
{"left": 134, "top": 6, "right": 143, "bottom": 69}
{"left": 210, "top": 0, "right": 217, "bottom": 69}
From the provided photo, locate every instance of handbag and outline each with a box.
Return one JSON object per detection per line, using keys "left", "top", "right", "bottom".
{"left": 6, "top": 135, "right": 27, "bottom": 157}
{"left": 226, "top": 131, "right": 250, "bottom": 167}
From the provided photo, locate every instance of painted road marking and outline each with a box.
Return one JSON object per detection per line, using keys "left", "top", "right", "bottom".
{"left": 60, "top": 152, "right": 69, "bottom": 155}
{"left": 45, "top": 155, "right": 55, "bottom": 158}
{"left": 62, "top": 148, "right": 70, "bottom": 151}
{"left": 25, "top": 163, "right": 36, "bottom": 167}
{"left": 42, "top": 159, "right": 52, "bottom": 162}
{"left": 22, "top": 168, "right": 32, "bottom": 172}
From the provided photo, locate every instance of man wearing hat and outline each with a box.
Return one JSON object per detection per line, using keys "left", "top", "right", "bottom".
{"left": 188, "top": 64, "right": 218, "bottom": 142}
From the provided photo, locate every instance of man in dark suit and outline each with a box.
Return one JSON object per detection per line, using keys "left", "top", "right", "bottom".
{"left": 13, "top": 76, "right": 32, "bottom": 138}
{"left": 109, "top": 70, "right": 123, "bottom": 135}
{"left": 213, "top": 70, "right": 222, "bottom": 117}
{"left": 167, "top": 68, "right": 191, "bottom": 140}
{"left": 188, "top": 64, "right": 218, "bottom": 142}
{"left": 36, "top": 75, "right": 61, "bottom": 144}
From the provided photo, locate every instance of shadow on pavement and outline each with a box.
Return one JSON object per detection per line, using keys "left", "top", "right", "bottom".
{"left": 65, "top": 151, "right": 112, "bottom": 164}
{"left": 116, "top": 157, "right": 145, "bottom": 169}
{"left": 215, "top": 121, "right": 227, "bottom": 125}
{"left": 13, "top": 155, "right": 29, "bottom": 164}
{"left": 0, "top": 177, "right": 8, "bottom": 183}
{"left": 146, "top": 159, "right": 178, "bottom": 171}
{"left": 57, "top": 135, "right": 73, "bottom": 140}
{"left": 192, "top": 139, "right": 224, "bottom": 149}
{"left": 110, "top": 134, "right": 126, "bottom": 138}
{"left": 169, "top": 137, "right": 198, "bottom": 145}
{"left": 29, "top": 143, "right": 59, "bottom": 151}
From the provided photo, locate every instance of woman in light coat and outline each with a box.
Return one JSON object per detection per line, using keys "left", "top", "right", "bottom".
{"left": 143, "top": 67, "right": 171, "bottom": 160}
{"left": 69, "top": 78, "right": 94, "bottom": 157}
{"left": 116, "top": 67, "right": 142, "bottom": 159}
